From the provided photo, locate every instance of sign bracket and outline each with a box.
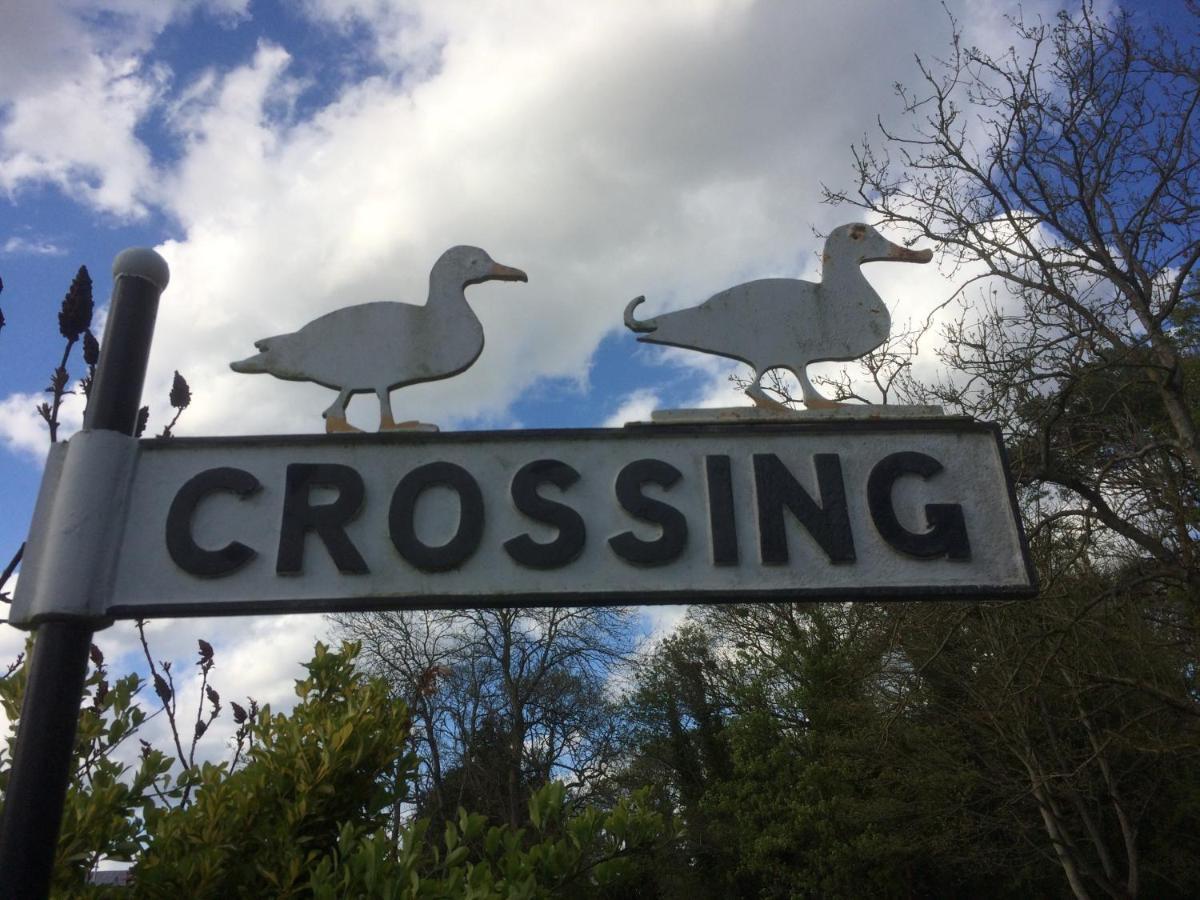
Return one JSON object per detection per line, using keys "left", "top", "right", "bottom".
{"left": 16, "top": 430, "right": 138, "bottom": 627}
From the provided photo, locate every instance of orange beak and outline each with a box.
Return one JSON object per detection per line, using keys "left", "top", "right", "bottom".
{"left": 887, "top": 244, "right": 934, "bottom": 263}
{"left": 489, "top": 262, "right": 528, "bottom": 282}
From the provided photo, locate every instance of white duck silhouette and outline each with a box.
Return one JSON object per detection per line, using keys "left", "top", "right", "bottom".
{"left": 624, "top": 223, "right": 932, "bottom": 408}
{"left": 231, "top": 246, "right": 527, "bottom": 432}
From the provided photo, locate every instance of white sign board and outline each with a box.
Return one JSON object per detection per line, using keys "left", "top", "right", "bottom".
{"left": 12, "top": 420, "right": 1034, "bottom": 625}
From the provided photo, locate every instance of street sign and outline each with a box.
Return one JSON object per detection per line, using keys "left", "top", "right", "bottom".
{"left": 1, "top": 242, "right": 1032, "bottom": 894}
{"left": 10, "top": 227, "right": 987, "bottom": 625}
{"left": 12, "top": 418, "right": 1034, "bottom": 625}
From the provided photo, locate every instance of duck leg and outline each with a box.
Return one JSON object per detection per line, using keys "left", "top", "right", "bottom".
{"left": 796, "top": 366, "right": 842, "bottom": 410}
{"left": 746, "top": 371, "right": 793, "bottom": 413}
{"left": 378, "top": 387, "right": 398, "bottom": 431}
{"left": 376, "top": 387, "right": 427, "bottom": 431}
{"left": 324, "top": 389, "right": 362, "bottom": 433}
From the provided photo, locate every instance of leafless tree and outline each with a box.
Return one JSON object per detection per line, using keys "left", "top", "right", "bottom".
{"left": 330, "top": 605, "right": 638, "bottom": 829}
{"left": 825, "top": 2, "right": 1200, "bottom": 584}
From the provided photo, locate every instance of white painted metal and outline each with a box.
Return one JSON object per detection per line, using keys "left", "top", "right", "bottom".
{"left": 230, "top": 246, "right": 526, "bottom": 432}
{"left": 625, "top": 224, "right": 932, "bottom": 408}
{"left": 112, "top": 247, "right": 170, "bottom": 290}
{"left": 10, "top": 423, "right": 1032, "bottom": 626}
{"left": 14, "top": 430, "right": 139, "bottom": 624}
{"left": 647, "top": 406, "right": 946, "bottom": 425}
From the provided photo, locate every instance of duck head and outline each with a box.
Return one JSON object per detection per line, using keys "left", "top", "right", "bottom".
{"left": 826, "top": 223, "right": 933, "bottom": 266}
{"left": 436, "top": 245, "right": 528, "bottom": 288}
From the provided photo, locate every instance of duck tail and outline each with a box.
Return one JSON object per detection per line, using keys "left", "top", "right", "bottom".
{"left": 624, "top": 296, "right": 657, "bottom": 333}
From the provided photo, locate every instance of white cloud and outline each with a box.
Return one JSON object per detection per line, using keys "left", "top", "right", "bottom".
{"left": 119, "top": 613, "right": 329, "bottom": 726}
{"left": 0, "top": 1, "right": 250, "bottom": 217}
{"left": 0, "top": 626, "right": 29, "bottom": 714}
{"left": 687, "top": 365, "right": 750, "bottom": 409}
{"left": 639, "top": 604, "right": 688, "bottom": 640}
{"left": 603, "top": 388, "right": 659, "bottom": 427}
{"left": 0, "top": 53, "right": 164, "bottom": 217}
{"left": 0, "top": 391, "right": 83, "bottom": 463}
{"left": 2, "top": 236, "right": 66, "bottom": 256}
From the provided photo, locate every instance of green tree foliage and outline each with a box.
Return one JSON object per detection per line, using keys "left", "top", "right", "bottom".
{"left": 131, "top": 641, "right": 413, "bottom": 894}
{"left": 881, "top": 581, "right": 1200, "bottom": 898}
{"left": 623, "top": 626, "right": 735, "bottom": 897}
{"left": 305, "top": 781, "right": 666, "bottom": 900}
{"left": 0, "top": 643, "right": 174, "bottom": 892}
{"left": 625, "top": 609, "right": 988, "bottom": 899}
{"left": 623, "top": 590, "right": 1200, "bottom": 899}
{"left": 0, "top": 640, "right": 665, "bottom": 897}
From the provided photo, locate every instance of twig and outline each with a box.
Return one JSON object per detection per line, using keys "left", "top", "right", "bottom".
{"left": 0, "top": 543, "right": 23, "bottom": 602}
{"left": 135, "top": 619, "right": 187, "bottom": 769}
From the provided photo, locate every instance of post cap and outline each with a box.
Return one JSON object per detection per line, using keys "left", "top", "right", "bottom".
{"left": 112, "top": 248, "right": 170, "bottom": 292}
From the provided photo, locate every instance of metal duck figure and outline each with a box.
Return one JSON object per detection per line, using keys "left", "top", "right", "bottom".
{"left": 625, "top": 224, "right": 932, "bottom": 409}
{"left": 232, "top": 246, "right": 527, "bottom": 432}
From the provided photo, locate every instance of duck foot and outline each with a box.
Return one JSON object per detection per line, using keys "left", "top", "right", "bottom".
{"left": 325, "top": 415, "right": 363, "bottom": 434}
{"left": 380, "top": 417, "right": 440, "bottom": 433}
{"left": 746, "top": 386, "right": 795, "bottom": 413}
{"left": 801, "top": 395, "right": 846, "bottom": 411}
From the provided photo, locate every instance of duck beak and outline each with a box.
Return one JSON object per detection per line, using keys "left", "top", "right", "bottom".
{"left": 884, "top": 242, "right": 933, "bottom": 264}
{"left": 488, "top": 262, "right": 528, "bottom": 282}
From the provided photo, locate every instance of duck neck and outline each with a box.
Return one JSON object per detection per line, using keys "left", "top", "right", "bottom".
{"left": 428, "top": 270, "right": 472, "bottom": 317}
{"left": 825, "top": 255, "right": 882, "bottom": 307}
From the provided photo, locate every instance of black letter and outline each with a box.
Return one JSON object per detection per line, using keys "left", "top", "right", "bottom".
{"left": 504, "top": 459, "right": 586, "bottom": 569}
{"left": 609, "top": 458, "right": 688, "bottom": 566}
{"left": 167, "top": 467, "right": 261, "bottom": 577}
{"left": 276, "top": 463, "right": 369, "bottom": 575}
{"left": 754, "top": 453, "right": 854, "bottom": 564}
{"left": 389, "top": 462, "right": 484, "bottom": 572}
{"left": 868, "top": 452, "right": 971, "bottom": 560}
{"left": 705, "top": 455, "right": 738, "bottom": 566}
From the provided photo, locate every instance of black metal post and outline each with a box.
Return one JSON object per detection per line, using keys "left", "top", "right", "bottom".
{"left": 0, "top": 249, "right": 168, "bottom": 898}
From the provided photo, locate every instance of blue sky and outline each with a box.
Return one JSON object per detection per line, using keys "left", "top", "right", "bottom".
{"left": 0, "top": 0, "right": 1185, "bottom": 747}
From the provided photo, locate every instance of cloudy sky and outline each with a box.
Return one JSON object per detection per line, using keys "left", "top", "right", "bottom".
{"left": 0, "top": 0, "right": 1175, "bottom": 754}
